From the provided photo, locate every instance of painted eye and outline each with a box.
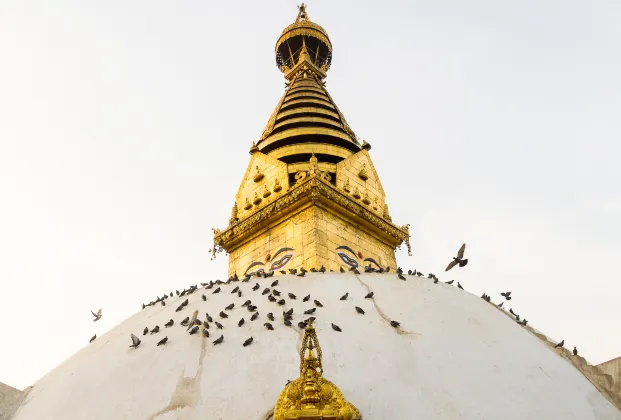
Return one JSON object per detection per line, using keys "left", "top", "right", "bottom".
{"left": 247, "top": 267, "right": 265, "bottom": 276}
{"left": 337, "top": 252, "right": 358, "bottom": 268}
{"left": 270, "top": 254, "right": 293, "bottom": 271}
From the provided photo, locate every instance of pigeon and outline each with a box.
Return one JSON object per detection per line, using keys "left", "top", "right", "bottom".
{"left": 277, "top": 299, "right": 286, "bottom": 306}
{"left": 176, "top": 290, "right": 180, "bottom": 295}
{"left": 206, "top": 314, "right": 213, "bottom": 322}
{"left": 340, "top": 267, "right": 345, "bottom": 273}
{"left": 157, "top": 337, "right": 168, "bottom": 346}
{"left": 253, "top": 283, "right": 260, "bottom": 291}
{"left": 272, "top": 289, "right": 281, "bottom": 296}
{"left": 398, "top": 273, "right": 406, "bottom": 280}
{"left": 186, "top": 310, "right": 199, "bottom": 331}
{"left": 298, "top": 321, "right": 307, "bottom": 329}
{"left": 304, "top": 308, "right": 316, "bottom": 315}
{"left": 310, "top": 267, "right": 317, "bottom": 273}
{"left": 267, "top": 313, "right": 275, "bottom": 321}
{"left": 573, "top": 347, "right": 578, "bottom": 356}
{"left": 213, "top": 287, "right": 221, "bottom": 294}
{"left": 364, "top": 292, "right": 374, "bottom": 299}
{"left": 434, "top": 277, "right": 439, "bottom": 284}
{"left": 175, "top": 303, "right": 185, "bottom": 312}
{"left": 264, "top": 322, "right": 274, "bottom": 330}
{"left": 289, "top": 268, "right": 297, "bottom": 275}
{"left": 215, "top": 322, "right": 223, "bottom": 329}
{"left": 202, "top": 294, "right": 206, "bottom": 301}
{"left": 303, "top": 294, "right": 310, "bottom": 302}
{"left": 352, "top": 268, "right": 360, "bottom": 274}
{"left": 500, "top": 292, "right": 512, "bottom": 301}
{"left": 91, "top": 309, "right": 102, "bottom": 322}
{"left": 219, "top": 311, "right": 228, "bottom": 318}
{"left": 509, "top": 308, "right": 516, "bottom": 316}
{"left": 280, "top": 270, "right": 286, "bottom": 275}
{"left": 203, "top": 329, "right": 210, "bottom": 337}
{"left": 203, "top": 321, "right": 210, "bottom": 329}
{"left": 89, "top": 334, "right": 96, "bottom": 343}
{"left": 284, "top": 319, "right": 292, "bottom": 327}
{"left": 213, "top": 335, "right": 224, "bottom": 345}
{"left": 297, "top": 271, "right": 306, "bottom": 277}
{"left": 238, "top": 318, "right": 245, "bottom": 327}
{"left": 355, "top": 306, "right": 365, "bottom": 315}
{"left": 390, "top": 320, "right": 401, "bottom": 328}
{"left": 250, "top": 312, "right": 259, "bottom": 321}
{"left": 143, "top": 327, "right": 149, "bottom": 336}
{"left": 150, "top": 326, "right": 160, "bottom": 334}
{"left": 129, "top": 333, "right": 141, "bottom": 348}
{"left": 243, "top": 337, "right": 254, "bottom": 347}
{"left": 288, "top": 293, "right": 297, "bottom": 299}
{"left": 225, "top": 303, "right": 234, "bottom": 310}
{"left": 189, "top": 326, "right": 199, "bottom": 335}
{"left": 498, "top": 302, "right": 504, "bottom": 308}
{"left": 331, "top": 323, "right": 342, "bottom": 332}
{"left": 554, "top": 340, "right": 565, "bottom": 348}
{"left": 340, "top": 293, "right": 348, "bottom": 301}
{"left": 268, "top": 295, "right": 277, "bottom": 302}
{"left": 242, "top": 300, "right": 251, "bottom": 307}
{"left": 319, "top": 265, "right": 326, "bottom": 273}
{"left": 180, "top": 317, "right": 190, "bottom": 326}
{"left": 161, "top": 300, "right": 166, "bottom": 306}
{"left": 519, "top": 319, "right": 528, "bottom": 326}
{"left": 314, "top": 299, "right": 323, "bottom": 307}
{"left": 262, "top": 288, "right": 270, "bottom": 295}
{"left": 445, "top": 243, "right": 468, "bottom": 271}
{"left": 457, "top": 282, "right": 464, "bottom": 290}
{"left": 445, "top": 280, "right": 454, "bottom": 285}
{"left": 271, "top": 280, "right": 278, "bottom": 287}
{"left": 248, "top": 305, "right": 257, "bottom": 312}
{"left": 231, "top": 286, "right": 239, "bottom": 294}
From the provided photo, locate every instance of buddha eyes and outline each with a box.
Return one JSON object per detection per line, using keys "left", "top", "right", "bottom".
{"left": 270, "top": 253, "right": 293, "bottom": 271}
{"left": 337, "top": 252, "right": 358, "bottom": 268}
{"left": 247, "top": 267, "right": 265, "bottom": 276}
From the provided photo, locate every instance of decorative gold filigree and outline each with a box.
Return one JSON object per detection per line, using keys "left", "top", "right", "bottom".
{"left": 295, "top": 170, "right": 308, "bottom": 185}
{"left": 320, "top": 171, "right": 332, "bottom": 183}
{"left": 273, "top": 322, "right": 361, "bottom": 420}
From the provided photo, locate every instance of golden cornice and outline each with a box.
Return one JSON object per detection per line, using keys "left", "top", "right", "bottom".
{"left": 213, "top": 171, "right": 409, "bottom": 252}
{"left": 275, "top": 107, "right": 341, "bottom": 121}
{"left": 262, "top": 126, "right": 357, "bottom": 147}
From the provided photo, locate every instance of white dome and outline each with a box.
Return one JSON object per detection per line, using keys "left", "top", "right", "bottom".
{"left": 11, "top": 272, "right": 621, "bottom": 420}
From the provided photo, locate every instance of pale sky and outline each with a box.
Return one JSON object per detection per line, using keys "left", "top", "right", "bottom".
{"left": 1, "top": 0, "right": 620, "bottom": 390}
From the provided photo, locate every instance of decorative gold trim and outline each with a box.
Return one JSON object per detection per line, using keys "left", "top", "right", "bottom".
{"left": 273, "top": 322, "right": 361, "bottom": 420}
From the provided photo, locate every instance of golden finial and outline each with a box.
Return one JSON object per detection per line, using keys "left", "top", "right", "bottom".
{"left": 296, "top": 3, "right": 310, "bottom": 23}
{"left": 309, "top": 153, "right": 318, "bottom": 176}
{"left": 273, "top": 322, "right": 361, "bottom": 420}
{"left": 229, "top": 202, "right": 238, "bottom": 225}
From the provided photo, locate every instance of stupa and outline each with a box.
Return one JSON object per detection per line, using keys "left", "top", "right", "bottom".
{"left": 4, "top": 5, "right": 621, "bottom": 420}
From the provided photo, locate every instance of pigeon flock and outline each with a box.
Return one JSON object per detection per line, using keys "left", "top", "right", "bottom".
{"left": 86, "top": 242, "right": 578, "bottom": 357}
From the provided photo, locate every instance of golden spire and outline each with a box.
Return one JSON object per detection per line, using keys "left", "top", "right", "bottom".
{"left": 273, "top": 322, "right": 361, "bottom": 420}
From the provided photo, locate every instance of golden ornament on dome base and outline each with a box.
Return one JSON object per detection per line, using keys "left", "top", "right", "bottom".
{"left": 273, "top": 322, "right": 361, "bottom": 420}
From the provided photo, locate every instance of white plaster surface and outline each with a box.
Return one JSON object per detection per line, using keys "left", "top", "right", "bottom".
{"left": 0, "top": 382, "right": 24, "bottom": 420}
{"left": 10, "top": 273, "right": 621, "bottom": 420}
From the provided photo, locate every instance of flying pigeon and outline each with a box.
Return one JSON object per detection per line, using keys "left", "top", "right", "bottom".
{"left": 445, "top": 243, "right": 468, "bottom": 271}
{"left": 91, "top": 309, "right": 102, "bottom": 322}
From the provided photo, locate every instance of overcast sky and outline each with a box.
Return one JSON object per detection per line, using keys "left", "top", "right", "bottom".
{"left": 1, "top": 0, "right": 620, "bottom": 390}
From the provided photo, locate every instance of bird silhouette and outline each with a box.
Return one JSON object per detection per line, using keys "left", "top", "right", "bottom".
{"left": 264, "top": 322, "right": 274, "bottom": 330}
{"left": 89, "top": 334, "right": 96, "bottom": 343}
{"left": 509, "top": 308, "right": 516, "bottom": 316}
{"left": 355, "top": 306, "right": 365, "bottom": 315}
{"left": 297, "top": 271, "right": 306, "bottom": 277}
{"left": 202, "top": 294, "right": 206, "bottom": 301}
{"left": 277, "top": 299, "right": 286, "bottom": 305}
{"left": 331, "top": 323, "right": 342, "bottom": 332}
{"left": 390, "top": 320, "right": 401, "bottom": 328}
{"left": 573, "top": 346, "right": 578, "bottom": 356}
{"left": 206, "top": 314, "right": 213, "bottom": 323}
{"left": 364, "top": 292, "right": 374, "bottom": 299}
{"left": 298, "top": 321, "right": 307, "bottom": 328}
{"left": 91, "top": 309, "right": 102, "bottom": 322}
{"left": 180, "top": 317, "right": 190, "bottom": 326}
{"left": 253, "top": 283, "right": 260, "bottom": 291}
{"left": 289, "top": 268, "right": 297, "bottom": 275}
{"left": 288, "top": 293, "right": 297, "bottom": 299}
{"left": 203, "top": 329, "right": 210, "bottom": 337}
{"left": 303, "top": 294, "right": 310, "bottom": 302}
{"left": 231, "top": 286, "right": 239, "bottom": 294}
{"left": 314, "top": 299, "right": 323, "bottom": 307}
{"left": 213, "top": 335, "right": 224, "bottom": 345}
{"left": 157, "top": 337, "right": 168, "bottom": 346}
{"left": 272, "top": 290, "right": 281, "bottom": 296}
{"left": 267, "top": 313, "right": 275, "bottom": 321}
{"left": 129, "top": 333, "right": 141, "bottom": 349}
{"left": 500, "top": 292, "right": 512, "bottom": 301}
{"left": 310, "top": 268, "right": 317, "bottom": 273}
{"left": 340, "top": 293, "right": 348, "bottom": 301}
{"left": 554, "top": 340, "right": 564, "bottom": 348}
{"left": 445, "top": 280, "right": 454, "bottom": 285}
{"left": 457, "top": 282, "right": 464, "bottom": 290}
{"left": 250, "top": 312, "right": 259, "bottom": 321}
{"left": 219, "top": 311, "right": 228, "bottom": 318}
{"left": 279, "top": 270, "right": 286, "bottom": 275}
{"left": 271, "top": 280, "right": 278, "bottom": 287}
{"left": 225, "top": 303, "right": 234, "bottom": 310}
{"left": 203, "top": 321, "right": 210, "bottom": 329}
{"left": 398, "top": 273, "right": 406, "bottom": 280}
{"left": 242, "top": 300, "right": 251, "bottom": 307}
{"left": 434, "top": 277, "right": 439, "bottom": 284}
{"left": 284, "top": 319, "right": 292, "bottom": 327}
{"left": 238, "top": 318, "right": 245, "bottom": 327}
{"left": 285, "top": 308, "right": 294, "bottom": 316}
{"left": 319, "top": 266, "right": 326, "bottom": 273}
{"left": 143, "top": 327, "right": 149, "bottom": 336}
{"left": 268, "top": 295, "right": 276, "bottom": 302}
{"left": 445, "top": 243, "right": 468, "bottom": 271}
{"left": 243, "top": 337, "right": 253, "bottom": 347}
{"left": 247, "top": 305, "right": 257, "bottom": 312}
{"left": 189, "top": 326, "right": 199, "bottom": 335}
{"left": 304, "top": 308, "right": 316, "bottom": 315}
{"left": 340, "top": 267, "right": 345, "bottom": 273}
{"left": 213, "top": 287, "right": 221, "bottom": 294}
{"left": 262, "top": 288, "right": 270, "bottom": 295}
{"left": 237, "top": 290, "right": 242, "bottom": 298}
{"left": 215, "top": 321, "right": 223, "bottom": 329}
{"left": 150, "top": 326, "right": 160, "bottom": 334}
{"left": 498, "top": 302, "right": 503, "bottom": 308}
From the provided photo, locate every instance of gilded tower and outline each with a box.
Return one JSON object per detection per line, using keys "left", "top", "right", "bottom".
{"left": 213, "top": 5, "right": 410, "bottom": 276}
